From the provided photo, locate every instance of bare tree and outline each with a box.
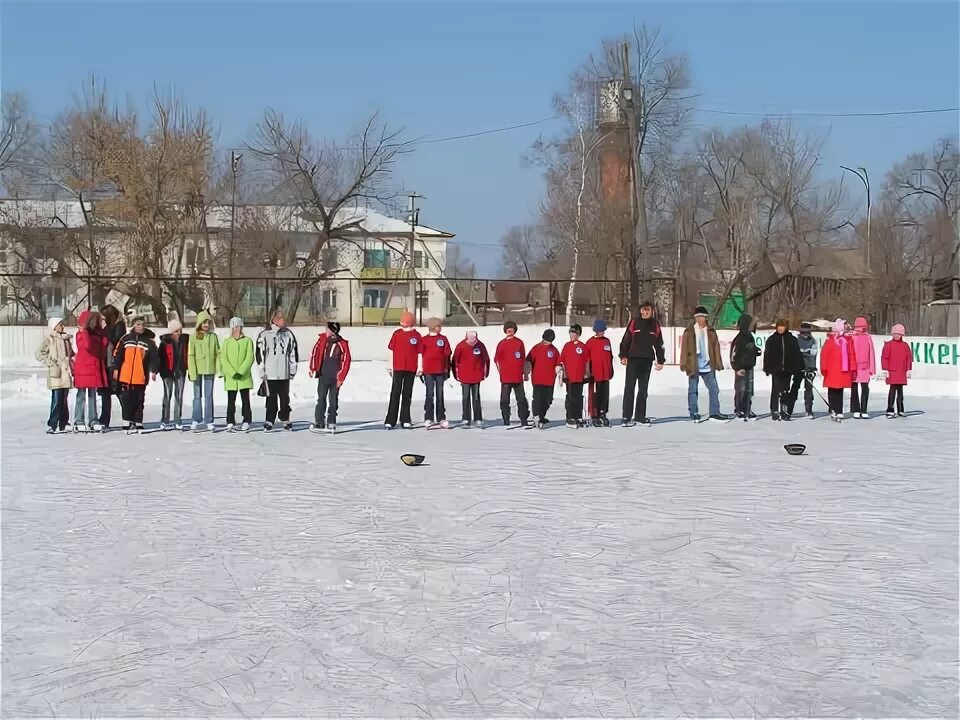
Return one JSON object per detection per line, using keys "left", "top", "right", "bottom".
{"left": 0, "top": 92, "right": 36, "bottom": 192}
{"left": 499, "top": 224, "right": 546, "bottom": 279}
{"left": 246, "top": 110, "right": 409, "bottom": 321}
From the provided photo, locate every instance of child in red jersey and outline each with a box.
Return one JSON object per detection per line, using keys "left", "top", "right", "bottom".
{"left": 560, "top": 324, "right": 589, "bottom": 428}
{"left": 452, "top": 330, "right": 489, "bottom": 427}
{"left": 526, "top": 328, "right": 561, "bottom": 428}
{"left": 421, "top": 317, "right": 452, "bottom": 428}
{"left": 493, "top": 320, "right": 530, "bottom": 427}
{"left": 584, "top": 319, "right": 614, "bottom": 427}
{"left": 385, "top": 311, "right": 421, "bottom": 428}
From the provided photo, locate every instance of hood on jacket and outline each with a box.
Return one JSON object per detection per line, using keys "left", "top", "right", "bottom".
{"left": 736, "top": 313, "right": 754, "bottom": 333}
{"left": 195, "top": 310, "right": 213, "bottom": 331}
{"left": 854, "top": 316, "right": 869, "bottom": 332}
{"left": 79, "top": 309, "right": 103, "bottom": 331}
{"left": 47, "top": 316, "right": 64, "bottom": 333}
{"left": 132, "top": 327, "right": 156, "bottom": 340}
{"left": 832, "top": 318, "right": 846, "bottom": 336}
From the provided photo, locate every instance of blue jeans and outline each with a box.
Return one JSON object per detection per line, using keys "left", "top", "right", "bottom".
{"left": 192, "top": 375, "right": 215, "bottom": 424}
{"left": 688, "top": 370, "right": 720, "bottom": 417}
{"left": 47, "top": 389, "right": 70, "bottom": 430}
{"left": 73, "top": 388, "right": 98, "bottom": 426}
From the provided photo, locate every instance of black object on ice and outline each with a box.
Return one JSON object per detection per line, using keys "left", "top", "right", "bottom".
{"left": 401, "top": 454, "right": 426, "bottom": 466}
{"left": 784, "top": 443, "right": 806, "bottom": 456}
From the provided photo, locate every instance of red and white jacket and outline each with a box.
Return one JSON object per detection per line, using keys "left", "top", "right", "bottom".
{"left": 309, "top": 334, "right": 352, "bottom": 385}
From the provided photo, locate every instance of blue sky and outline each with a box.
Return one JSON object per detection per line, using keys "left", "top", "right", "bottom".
{"left": 3, "top": 1, "right": 958, "bottom": 274}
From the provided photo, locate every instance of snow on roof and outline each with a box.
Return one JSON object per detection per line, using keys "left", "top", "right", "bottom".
{"left": 0, "top": 198, "right": 92, "bottom": 228}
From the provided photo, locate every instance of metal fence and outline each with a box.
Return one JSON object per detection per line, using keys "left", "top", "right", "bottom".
{"left": 0, "top": 273, "right": 678, "bottom": 328}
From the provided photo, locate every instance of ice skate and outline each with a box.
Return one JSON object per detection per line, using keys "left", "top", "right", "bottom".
{"left": 440, "top": 420, "right": 449, "bottom": 429}
{"left": 639, "top": 417, "right": 652, "bottom": 427}
{"left": 886, "top": 410, "right": 896, "bottom": 419}
{"left": 621, "top": 418, "right": 636, "bottom": 428}
{"left": 326, "top": 424, "right": 336, "bottom": 434}
{"left": 226, "top": 423, "right": 235, "bottom": 432}
{"left": 401, "top": 422, "right": 413, "bottom": 429}
{"left": 283, "top": 421, "right": 293, "bottom": 431}
{"left": 600, "top": 416, "right": 610, "bottom": 427}
{"left": 190, "top": 421, "right": 199, "bottom": 432}
{"left": 91, "top": 422, "right": 104, "bottom": 433}
{"left": 263, "top": 422, "right": 274, "bottom": 432}
{"left": 897, "top": 410, "right": 907, "bottom": 418}
{"left": 74, "top": 424, "right": 87, "bottom": 434}
{"left": 46, "top": 427, "right": 55, "bottom": 435}
{"left": 240, "top": 422, "right": 251, "bottom": 432}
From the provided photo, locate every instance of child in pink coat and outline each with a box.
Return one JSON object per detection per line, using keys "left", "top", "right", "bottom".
{"left": 881, "top": 323, "right": 912, "bottom": 418}
{"left": 849, "top": 316, "right": 876, "bottom": 418}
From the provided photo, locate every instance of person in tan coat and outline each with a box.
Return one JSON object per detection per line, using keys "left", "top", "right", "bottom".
{"left": 35, "top": 316, "right": 75, "bottom": 433}
{"left": 679, "top": 305, "right": 728, "bottom": 421}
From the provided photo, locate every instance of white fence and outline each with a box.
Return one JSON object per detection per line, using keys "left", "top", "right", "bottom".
{"left": 3, "top": 324, "right": 959, "bottom": 384}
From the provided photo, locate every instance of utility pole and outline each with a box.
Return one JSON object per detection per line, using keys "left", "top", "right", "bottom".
{"left": 841, "top": 165, "right": 870, "bottom": 270}
{"left": 230, "top": 151, "right": 242, "bottom": 292}
{"left": 621, "top": 41, "right": 642, "bottom": 305}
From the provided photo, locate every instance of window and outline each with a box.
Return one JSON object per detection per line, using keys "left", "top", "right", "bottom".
{"left": 321, "top": 288, "right": 337, "bottom": 310}
{"left": 364, "top": 248, "right": 388, "bottom": 269}
{"left": 414, "top": 250, "right": 426, "bottom": 269}
{"left": 363, "top": 288, "right": 388, "bottom": 308}
{"left": 196, "top": 239, "right": 207, "bottom": 265}
{"left": 416, "top": 289, "right": 429, "bottom": 310}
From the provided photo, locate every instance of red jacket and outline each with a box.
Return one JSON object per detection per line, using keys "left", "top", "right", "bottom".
{"left": 309, "top": 333, "right": 352, "bottom": 385}
{"left": 421, "top": 333, "right": 452, "bottom": 375}
{"left": 388, "top": 328, "right": 422, "bottom": 372}
{"left": 881, "top": 338, "right": 912, "bottom": 385}
{"left": 74, "top": 310, "right": 109, "bottom": 389}
{"left": 452, "top": 339, "right": 489, "bottom": 384}
{"left": 585, "top": 335, "right": 614, "bottom": 382}
{"left": 560, "top": 339, "right": 589, "bottom": 383}
{"left": 494, "top": 336, "right": 526, "bottom": 384}
{"left": 527, "top": 342, "right": 560, "bottom": 386}
{"left": 820, "top": 334, "right": 858, "bottom": 389}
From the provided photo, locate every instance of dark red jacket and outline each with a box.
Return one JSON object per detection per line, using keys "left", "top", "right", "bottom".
{"left": 421, "top": 333, "right": 452, "bottom": 375}
{"left": 388, "top": 328, "right": 422, "bottom": 372}
{"left": 309, "top": 333, "right": 352, "bottom": 385}
{"left": 74, "top": 310, "right": 109, "bottom": 389}
{"left": 881, "top": 338, "right": 912, "bottom": 385}
{"left": 584, "top": 335, "right": 614, "bottom": 382}
{"left": 452, "top": 339, "right": 490, "bottom": 384}
{"left": 527, "top": 342, "right": 560, "bottom": 386}
{"left": 494, "top": 335, "right": 526, "bottom": 384}
{"left": 560, "top": 339, "right": 589, "bottom": 383}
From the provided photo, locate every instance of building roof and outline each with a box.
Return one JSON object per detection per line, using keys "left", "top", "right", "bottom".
{"left": 767, "top": 246, "right": 871, "bottom": 281}
{"left": 0, "top": 198, "right": 454, "bottom": 239}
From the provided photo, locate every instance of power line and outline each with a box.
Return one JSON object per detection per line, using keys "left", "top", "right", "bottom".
{"left": 414, "top": 116, "right": 560, "bottom": 145}
{"left": 695, "top": 106, "right": 959, "bottom": 118}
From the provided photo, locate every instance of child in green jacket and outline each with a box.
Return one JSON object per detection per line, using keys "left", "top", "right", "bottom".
{"left": 220, "top": 317, "right": 255, "bottom": 431}
{"left": 188, "top": 310, "right": 219, "bottom": 431}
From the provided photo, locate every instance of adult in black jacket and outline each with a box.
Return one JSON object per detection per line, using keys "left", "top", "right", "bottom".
{"left": 618, "top": 301, "right": 665, "bottom": 425}
{"left": 763, "top": 319, "right": 803, "bottom": 419}
{"left": 97, "top": 305, "right": 126, "bottom": 428}
{"left": 730, "top": 313, "right": 761, "bottom": 417}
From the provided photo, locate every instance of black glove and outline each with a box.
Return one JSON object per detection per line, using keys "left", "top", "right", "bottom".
{"left": 804, "top": 370, "right": 816, "bottom": 381}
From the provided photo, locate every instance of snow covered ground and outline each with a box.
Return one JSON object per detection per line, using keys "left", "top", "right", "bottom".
{"left": 2, "top": 363, "right": 958, "bottom": 717}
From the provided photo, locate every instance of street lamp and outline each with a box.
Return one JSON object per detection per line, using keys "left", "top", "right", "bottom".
{"left": 841, "top": 165, "right": 871, "bottom": 268}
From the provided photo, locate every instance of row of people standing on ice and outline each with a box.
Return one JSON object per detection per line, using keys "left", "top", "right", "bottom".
{"left": 729, "top": 312, "right": 914, "bottom": 421}
{"left": 35, "top": 307, "right": 302, "bottom": 433}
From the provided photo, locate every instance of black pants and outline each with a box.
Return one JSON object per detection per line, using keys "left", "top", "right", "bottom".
{"left": 97, "top": 386, "right": 114, "bottom": 427}
{"left": 423, "top": 374, "right": 446, "bottom": 422}
{"left": 531, "top": 384, "right": 554, "bottom": 422}
{"left": 500, "top": 383, "right": 529, "bottom": 424}
{"left": 887, "top": 385, "right": 905, "bottom": 413}
{"left": 565, "top": 382, "right": 584, "bottom": 420}
{"left": 227, "top": 389, "right": 252, "bottom": 425}
{"left": 787, "top": 372, "right": 814, "bottom": 414}
{"left": 120, "top": 385, "right": 146, "bottom": 424}
{"left": 850, "top": 382, "right": 870, "bottom": 414}
{"left": 461, "top": 383, "right": 482, "bottom": 423}
{"left": 315, "top": 379, "right": 339, "bottom": 426}
{"left": 770, "top": 372, "right": 792, "bottom": 415}
{"left": 47, "top": 389, "right": 70, "bottom": 430}
{"left": 622, "top": 358, "right": 653, "bottom": 421}
{"left": 589, "top": 380, "right": 610, "bottom": 418}
{"left": 386, "top": 370, "right": 415, "bottom": 426}
{"left": 265, "top": 379, "right": 291, "bottom": 424}
{"left": 827, "top": 388, "right": 844, "bottom": 415}
{"left": 733, "top": 368, "right": 754, "bottom": 416}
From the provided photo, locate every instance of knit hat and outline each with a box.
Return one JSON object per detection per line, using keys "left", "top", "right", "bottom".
{"left": 229, "top": 317, "right": 243, "bottom": 330}
{"left": 799, "top": 322, "right": 813, "bottom": 332}
{"left": 542, "top": 328, "right": 555, "bottom": 342}
{"left": 854, "top": 316, "right": 869, "bottom": 331}
{"left": 327, "top": 321, "right": 341, "bottom": 335}
{"left": 593, "top": 319, "right": 607, "bottom": 333}
{"left": 503, "top": 320, "right": 518, "bottom": 333}
{"left": 47, "top": 316, "right": 63, "bottom": 332}
{"left": 400, "top": 311, "right": 415, "bottom": 327}
{"left": 891, "top": 323, "right": 905, "bottom": 337}
{"left": 693, "top": 305, "right": 708, "bottom": 318}
{"left": 167, "top": 318, "right": 183, "bottom": 332}
{"left": 466, "top": 330, "right": 478, "bottom": 344}
{"left": 426, "top": 317, "right": 442, "bottom": 331}
{"left": 833, "top": 318, "right": 845, "bottom": 335}
{"left": 569, "top": 324, "right": 582, "bottom": 337}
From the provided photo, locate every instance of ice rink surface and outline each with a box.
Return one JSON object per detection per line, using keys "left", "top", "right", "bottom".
{"left": 2, "top": 382, "right": 957, "bottom": 717}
